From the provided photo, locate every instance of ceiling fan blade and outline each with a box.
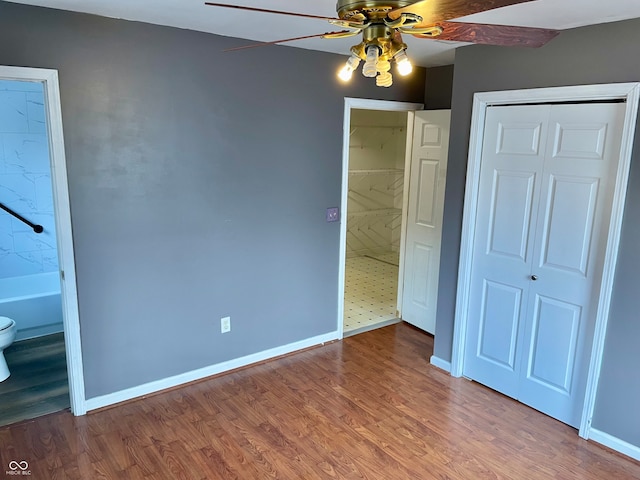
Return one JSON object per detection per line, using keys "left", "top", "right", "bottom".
{"left": 223, "top": 31, "right": 353, "bottom": 52}
{"left": 415, "top": 21, "right": 559, "bottom": 47}
{"left": 204, "top": 2, "right": 347, "bottom": 22}
{"left": 389, "top": 0, "right": 536, "bottom": 27}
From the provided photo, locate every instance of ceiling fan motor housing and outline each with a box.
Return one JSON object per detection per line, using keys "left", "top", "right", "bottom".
{"left": 336, "top": 0, "right": 415, "bottom": 20}
{"left": 337, "top": 0, "right": 413, "bottom": 63}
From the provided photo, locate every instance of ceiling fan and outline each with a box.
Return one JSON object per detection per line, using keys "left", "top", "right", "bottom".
{"left": 205, "top": 0, "right": 559, "bottom": 87}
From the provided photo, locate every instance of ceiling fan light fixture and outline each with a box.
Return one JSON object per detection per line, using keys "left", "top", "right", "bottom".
{"left": 206, "top": 0, "right": 560, "bottom": 88}
{"left": 394, "top": 49, "right": 412, "bottom": 76}
{"left": 338, "top": 54, "right": 361, "bottom": 82}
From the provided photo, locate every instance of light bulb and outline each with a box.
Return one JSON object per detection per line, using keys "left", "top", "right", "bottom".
{"left": 376, "top": 71, "right": 393, "bottom": 87}
{"left": 337, "top": 55, "right": 361, "bottom": 82}
{"left": 395, "top": 50, "right": 413, "bottom": 76}
{"left": 338, "top": 65, "right": 353, "bottom": 82}
{"left": 362, "top": 45, "right": 380, "bottom": 78}
{"left": 377, "top": 59, "right": 391, "bottom": 74}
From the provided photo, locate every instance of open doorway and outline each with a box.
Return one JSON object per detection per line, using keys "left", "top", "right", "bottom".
{"left": 0, "top": 66, "right": 85, "bottom": 424}
{"left": 343, "top": 109, "right": 408, "bottom": 335}
{"left": 338, "top": 99, "right": 451, "bottom": 340}
{"left": 338, "top": 98, "right": 422, "bottom": 338}
{"left": 0, "top": 78, "right": 69, "bottom": 426}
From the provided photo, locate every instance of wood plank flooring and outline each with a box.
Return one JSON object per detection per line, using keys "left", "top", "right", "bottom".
{"left": 1, "top": 323, "right": 639, "bottom": 479}
{"left": 0, "top": 333, "right": 70, "bottom": 427}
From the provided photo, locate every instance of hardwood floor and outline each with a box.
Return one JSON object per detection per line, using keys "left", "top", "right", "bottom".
{"left": 0, "top": 333, "right": 70, "bottom": 427}
{"left": 1, "top": 323, "right": 638, "bottom": 479}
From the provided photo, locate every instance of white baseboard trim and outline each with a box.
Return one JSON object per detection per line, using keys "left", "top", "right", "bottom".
{"left": 85, "top": 330, "right": 340, "bottom": 412}
{"left": 589, "top": 428, "right": 640, "bottom": 461}
{"left": 16, "top": 322, "right": 64, "bottom": 342}
{"left": 430, "top": 355, "right": 451, "bottom": 373}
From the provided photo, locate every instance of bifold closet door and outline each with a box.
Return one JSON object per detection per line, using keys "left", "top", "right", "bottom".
{"left": 463, "top": 102, "right": 625, "bottom": 427}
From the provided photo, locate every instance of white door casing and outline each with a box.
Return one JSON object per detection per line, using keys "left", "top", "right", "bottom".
{"left": 463, "top": 103, "right": 625, "bottom": 427}
{"left": 0, "top": 65, "right": 86, "bottom": 415}
{"left": 451, "top": 83, "right": 640, "bottom": 439}
{"left": 401, "top": 110, "right": 450, "bottom": 334}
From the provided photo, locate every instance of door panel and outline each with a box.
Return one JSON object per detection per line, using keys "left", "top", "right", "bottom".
{"left": 526, "top": 294, "right": 581, "bottom": 393}
{"left": 401, "top": 110, "right": 450, "bottom": 334}
{"left": 421, "top": 122, "right": 444, "bottom": 146}
{"left": 496, "top": 122, "right": 543, "bottom": 156}
{"left": 477, "top": 280, "right": 522, "bottom": 371}
{"left": 415, "top": 159, "right": 439, "bottom": 227}
{"left": 552, "top": 122, "right": 608, "bottom": 159}
{"left": 539, "top": 175, "right": 599, "bottom": 275}
{"left": 409, "top": 243, "right": 433, "bottom": 309}
{"left": 464, "top": 102, "right": 626, "bottom": 428}
{"left": 487, "top": 170, "right": 536, "bottom": 261}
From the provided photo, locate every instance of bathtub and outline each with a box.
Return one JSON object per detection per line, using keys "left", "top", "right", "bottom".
{"left": 0, "top": 271, "right": 63, "bottom": 341}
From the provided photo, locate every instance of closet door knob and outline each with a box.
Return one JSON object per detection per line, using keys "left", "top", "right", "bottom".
{"left": 530, "top": 275, "right": 538, "bottom": 281}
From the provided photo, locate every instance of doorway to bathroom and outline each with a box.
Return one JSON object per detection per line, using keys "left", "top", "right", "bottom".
{"left": 0, "top": 66, "right": 85, "bottom": 425}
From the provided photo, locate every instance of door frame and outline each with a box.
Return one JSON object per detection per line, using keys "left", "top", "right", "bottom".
{"left": 450, "top": 83, "right": 640, "bottom": 438}
{"left": 337, "top": 98, "right": 423, "bottom": 338}
{"left": 0, "top": 65, "right": 86, "bottom": 415}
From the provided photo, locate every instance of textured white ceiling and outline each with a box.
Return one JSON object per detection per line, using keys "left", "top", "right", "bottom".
{"left": 7, "top": 0, "right": 640, "bottom": 66}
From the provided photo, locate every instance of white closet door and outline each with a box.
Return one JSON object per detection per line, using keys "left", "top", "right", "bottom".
{"left": 401, "top": 110, "right": 450, "bottom": 334}
{"left": 463, "top": 102, "right": 625, "bottom": 427}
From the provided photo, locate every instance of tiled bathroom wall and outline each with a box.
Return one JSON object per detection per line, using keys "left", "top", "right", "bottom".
{"left": 0, "top": 80, "right": 58, "bottom": 280}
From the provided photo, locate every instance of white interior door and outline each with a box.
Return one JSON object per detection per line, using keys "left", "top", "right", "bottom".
{"left": 463, "top": 102, "right": 625, "bottom": 427}
{"left": 401, "top": 110, "right": 450, "bottom": 334}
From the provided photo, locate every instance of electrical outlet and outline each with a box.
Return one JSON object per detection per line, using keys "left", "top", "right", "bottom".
{"left": 221, "top": 316, "right": 231, "bottom": 333}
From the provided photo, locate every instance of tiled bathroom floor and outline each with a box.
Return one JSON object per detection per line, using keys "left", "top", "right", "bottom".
{"left": 343, "top": 255, "right": 399, "bottom": 334}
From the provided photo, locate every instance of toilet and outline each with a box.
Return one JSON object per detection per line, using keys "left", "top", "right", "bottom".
{"left": 0, "top": 316, "right": 17, "bottom": 382}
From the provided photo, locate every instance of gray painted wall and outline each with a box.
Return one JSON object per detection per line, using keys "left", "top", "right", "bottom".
{"left": 435, "top": 18, "right": 640, "bottom": 447}
{"left": 0, "top": 1, "right": 426, "bottom": 398}
{"left": 424, "top": 65, "right": 454, "bottom": 110}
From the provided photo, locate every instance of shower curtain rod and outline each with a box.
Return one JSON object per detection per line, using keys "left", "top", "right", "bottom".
{"left": 0, "top": 202, "right": 43, "bottom": 233}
